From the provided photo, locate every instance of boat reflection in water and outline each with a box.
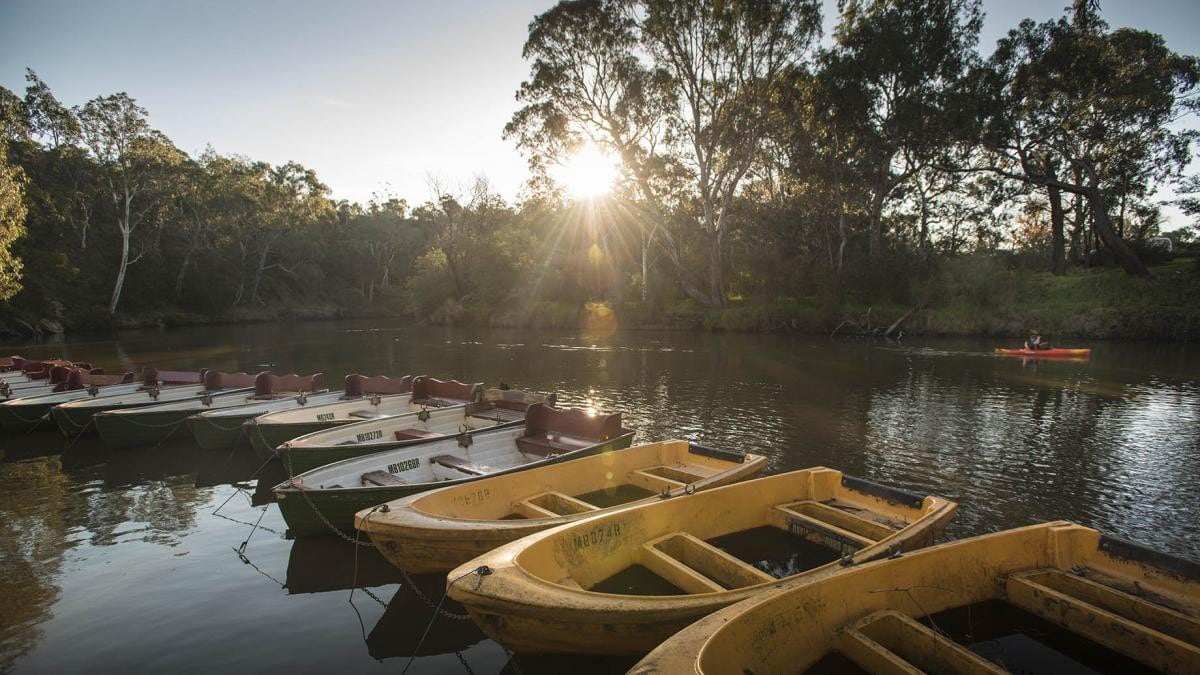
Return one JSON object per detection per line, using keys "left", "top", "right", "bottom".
{"left": 366, "top": 571, "right": 487, "bottom": 660}
{"left": 194, "top": 442, "right": 275, "bottom": 489}
{"left": 284, "top": 534, "right": 403, "bottom": 595}
{"left": 282, "top": 534, "right": 494, "bottom": 664}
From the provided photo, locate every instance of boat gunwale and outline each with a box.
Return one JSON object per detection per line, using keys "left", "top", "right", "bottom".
{"left": 363, "top": 440, "right": 769, "bottom": 536}
{"left": 634, "top": 520, "right": 1200, "bottom": 675}
{"left": 186, "top": 389, "right": 339, "bottom": 420}
{"left": 274, "top": 427, "right": 635, "bottom": 497}
{"left": 91, "top": 387, "right": 258, "bottom": 417}
{"left": 448, "top": 468, "right": 957, "bottom": 612}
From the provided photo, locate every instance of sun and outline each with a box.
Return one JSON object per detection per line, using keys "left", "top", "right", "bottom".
{"left": 553, "top": 144, "right": 619, "bottom": 199}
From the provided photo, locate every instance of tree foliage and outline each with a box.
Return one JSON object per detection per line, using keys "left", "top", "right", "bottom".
{"left": 0, "top": 0, "right": 1196, "bottom": 333}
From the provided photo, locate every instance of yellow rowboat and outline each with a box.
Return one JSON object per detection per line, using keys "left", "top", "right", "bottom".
{"left": 446, "top": 467, "right": 957, "bottom": 655}
{"left": 633, "top": 522, "right": 1200, "bottom": 674}
{"left": 356, "top": 439, "right": 768, "bottom": 574}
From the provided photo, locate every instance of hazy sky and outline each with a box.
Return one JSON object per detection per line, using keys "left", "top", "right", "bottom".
{"left": 2, "top": 0, "right": 1199, "bottom": 215}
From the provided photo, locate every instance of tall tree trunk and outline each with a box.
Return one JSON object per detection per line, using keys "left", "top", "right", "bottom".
{"left": 1085, "top": 187, "right": 1151, "bottom": 279}
{"left": 867, "top": 154, "right": 893, "bottom": 258}
{"left": 1047, "top": 183, "right": 1066, "bottom": 275}
{"left": 233, "top": 241, "right": 247, "bottom": 305}
{"left": 1068, "top": 191, "right": 1083, "bottom": 264}
{"left": 175, "top": 250, "right": 191, "bottom": 297}
{"left": 249, "top": 238, "right": 273, "bottom": 305}
{"left": 108, "top": 194, "right": 133, "bottom": 314}
{"left": 835, "top": 173, "right": 848, "bottom": 275}
{"left": 708, "top": 230, "right": 724, "bottom": 307}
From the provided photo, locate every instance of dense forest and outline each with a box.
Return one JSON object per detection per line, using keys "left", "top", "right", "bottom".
{"left": 2, "top": 0, "right": 1199, "bottom": 340}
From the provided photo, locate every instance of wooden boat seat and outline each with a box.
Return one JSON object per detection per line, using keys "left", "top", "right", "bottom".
{"left": 394, "top": 428, "right": 441, "bottom": 441}
{"left": 516, "top": 432, "right": 596, "bottom": 457}
{"left": 636, "top": 531, "right": 774, "bottom": 594}
{"left": 361, "top": 470, "right": 406, "bottom": 487}
{"left": 349, "top": 409, "right": 390, "bottom": 419}
{"left": 469, "top": 406, "right": 527, "bottom": 423}
{"left": 512, "top": 491, "right": 602, "bottom": 519}
{"left": 430, "top": 454, "right": 487, "bottom": 476}
{"left": 143, "top": 368, "right": 204, "bottom": 386}
{"left": 837, "top": 610, "right": 1007, "bottom": 674}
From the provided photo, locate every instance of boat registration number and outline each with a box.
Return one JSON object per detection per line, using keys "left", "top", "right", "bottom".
{"left": 316, "top": 412, "right": 335, "bottom": 422}
{"left": 387, "top": 458, "right": 420, "bottom": 474}
{"left": 451, "top": 488, "right": 490, "bottom": 507}
{"left": 572, "top": 522, "right": 622, "bottom": 551}
{"left": 356, "top": 429, "right": 384, "bottom": 442}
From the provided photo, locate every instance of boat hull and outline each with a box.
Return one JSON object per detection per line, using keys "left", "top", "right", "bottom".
{"left": 1, "top": 383, "right": 144, "bottom": 433}
{"left": 249, "top": 421, "right": 336, "bottom": 457}
{"left": 95, "top": 408, "right": 198, "bottom": 448}
{"left": 276, "top": 433, "right": 635, "bottom": 538}
{"left": 447, "top": 468, "right": 957, "bottom": 655}
{"left": 632, "top": 521, "right": 1200, "bottom": 674}
{"left": 359, "top": 440, "right": 767, "bottom": 574}
{"left": 0, "top": 400, "right": 55, "bottom": 432}
{"left": 187, "top": 412, "right": 256, "bottom": 451}
{"left": 50, "top": 404, "right": 97, "bottom": 437}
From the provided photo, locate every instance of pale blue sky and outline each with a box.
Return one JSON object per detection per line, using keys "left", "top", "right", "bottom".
{"left": 2, "top": 0, "right": 1198, "bottom": 219}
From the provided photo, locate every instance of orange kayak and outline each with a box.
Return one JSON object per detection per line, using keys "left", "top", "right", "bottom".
{"left": 994, "top": 347, "right": 1091, "bottom": 358}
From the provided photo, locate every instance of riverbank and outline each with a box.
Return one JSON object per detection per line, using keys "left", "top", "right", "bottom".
{"left": 4, "top": 259, "right": 1198, "bottom": 343}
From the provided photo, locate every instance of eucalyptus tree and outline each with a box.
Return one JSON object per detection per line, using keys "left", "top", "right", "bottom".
{"left": 0, "top": 138, "right": 28, "bottom": 300}
{"left": 509, "top": 0, "right": 821, "bottom": 307}
{"left": 76, "top": 93, "right": 182, "bottom": 312}
{"left": 974, "top": 2, "right": 1199, "bottom": 278}
{"left": 242, "top": 161, "right": 332, "bottom": 305}
{"left": 824, "top": 0, "right": 983, "bottom": 259}
{"left": 23, "top": 70, "right": 79, "bottom": 149}
{"left": 506, "top": 0, "right": 696, "bottom": 304}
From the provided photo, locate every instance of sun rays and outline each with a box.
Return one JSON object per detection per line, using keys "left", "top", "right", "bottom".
{"left": 552, "top": 144, "right": 620, "bottom": 199}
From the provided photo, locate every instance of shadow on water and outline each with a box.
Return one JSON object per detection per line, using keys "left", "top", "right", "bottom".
{"left": 366, "top": 573, "right": 487, "bottom": 660}
{"left": 284, "top": 535, "right": 405, "bottom": 595}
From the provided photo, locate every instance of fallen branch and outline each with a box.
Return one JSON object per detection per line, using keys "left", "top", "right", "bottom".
{"left": 884, "top": 305, "right": 922, "bottom": 339}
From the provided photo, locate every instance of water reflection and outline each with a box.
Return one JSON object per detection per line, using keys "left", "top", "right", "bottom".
{"left": 2, "top": 323, "right": 1198, "bottom": 672}
{"left": 365, "top": 573, "right": 485, "bottom": 660}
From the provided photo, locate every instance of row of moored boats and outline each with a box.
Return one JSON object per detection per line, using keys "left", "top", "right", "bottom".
{"left": 3, "top": 354, "right": 1197, "bottom": 673}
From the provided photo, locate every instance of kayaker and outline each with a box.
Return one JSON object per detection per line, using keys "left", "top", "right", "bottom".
{"left": 1023, "top": 330, "right": 1052, "bottom": 351}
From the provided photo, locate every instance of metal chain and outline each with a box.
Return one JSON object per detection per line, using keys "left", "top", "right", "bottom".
{"left": 286, "top": 455, "right": 376, "bottom": 546}
{"left": 110, "top": 414, "right": 190, "bottom": 429}
{"left": 403, "top": 567, "right": 489, "bottom": 674}
{"left": 200, "top": 416, "right": 254, "bottom": 432}
{"left": 5, "top": 405, "right": 50, "bottom": 425}
{"left": 453, "top": 651, "right": 477, "bottom": 675}
{"left": 399, "top": 567, "right": 471, "bottom": 620}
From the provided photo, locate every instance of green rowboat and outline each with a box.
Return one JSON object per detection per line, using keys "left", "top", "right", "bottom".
{"left": 273, "top": 403, "right": 634, "bottom": 537}
{"left": 274, "top": 387, "right": 551, "bottom": 475}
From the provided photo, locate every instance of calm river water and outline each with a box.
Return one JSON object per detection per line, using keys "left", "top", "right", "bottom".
{"left": 2, "top": 321, "right": 1198, "bottom": 673}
